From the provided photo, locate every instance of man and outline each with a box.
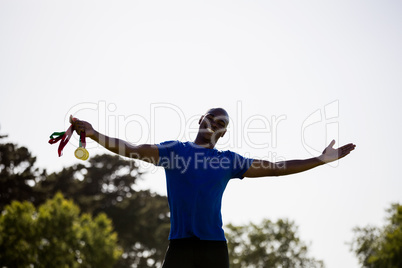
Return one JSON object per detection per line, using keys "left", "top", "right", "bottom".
{"left": 71, "top": 107, "right": 355, "bottom": 268}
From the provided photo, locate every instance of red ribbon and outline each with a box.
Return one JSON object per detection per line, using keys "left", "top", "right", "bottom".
{"left": 79, "top": 131, "right": 86, "bottom": 148}
{"left": 48, "top": 125, "right": 74, "bottom": 157}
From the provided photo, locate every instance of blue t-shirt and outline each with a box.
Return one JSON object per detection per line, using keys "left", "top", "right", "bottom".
{"left": 157, "top": 141, "right": 254, "bottom": 241}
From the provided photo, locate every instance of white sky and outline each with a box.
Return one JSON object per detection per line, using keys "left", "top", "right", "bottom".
{"left": 1, "top": 1, "right": 401, "bottom": 267}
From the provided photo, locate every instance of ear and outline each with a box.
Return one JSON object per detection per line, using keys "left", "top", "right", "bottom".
{"left": 221, "top": 129, "right": 227, "bottom": 137}
{"left": 198, "top": 115, "right": 204, "bottom": 125}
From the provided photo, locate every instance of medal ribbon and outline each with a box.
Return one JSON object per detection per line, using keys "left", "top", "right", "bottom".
{"left": 79, "top": 132, "right": 86, "bottom": 148}
{"left": 48, "top": 125, "right": 74, "bottom": 157}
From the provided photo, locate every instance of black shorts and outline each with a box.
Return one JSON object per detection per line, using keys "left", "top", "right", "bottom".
{"left": 162, "top": 237, "right": 229, "bottom": 268}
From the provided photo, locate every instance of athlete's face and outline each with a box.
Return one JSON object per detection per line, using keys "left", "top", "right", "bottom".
{"left": 198, "top": 108, "right": 229, "bottom": 144}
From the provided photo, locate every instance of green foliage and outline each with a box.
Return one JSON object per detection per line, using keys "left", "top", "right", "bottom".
{"left": 0, "top": 193, "right": 122, "bottom": 267}
{"left": 0, "top": 137, "right": 170, "bottom": 267}
{"left": 33, "top": 154, "right": 170, "bottom": 267}
{"left": 226, "top": 218, "right": 325, "bottom": 268}
{"left": 0, "top": 138, "right": 43, "bottom": 208}
{"left": 350, "top": 203, "right": 402, "bottom": 268}
{"left": 0, "top": 200, "right": 37, "bottom": 266}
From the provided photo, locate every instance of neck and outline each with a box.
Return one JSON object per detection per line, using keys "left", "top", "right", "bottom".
{"left": 193, "top": 135, "right": 216, "bottom": 149}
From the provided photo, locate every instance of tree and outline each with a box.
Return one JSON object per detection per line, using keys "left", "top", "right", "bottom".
{"left": 350, "top": 203, "right": 402, "bottom": 268}
{"left": 0, "top": 135, "right": 44, "bottom": 209}
{"left": 34, "top": 154, "right": 170, "bottom": 267}
{"left": 0, "top": 192, "right": 122, "bottom": 267}
{"left": 225, "top": 218, "right": 325, "bottom": 268}
{"left": 1, "top": 134, "right": 171, "bottom": 267}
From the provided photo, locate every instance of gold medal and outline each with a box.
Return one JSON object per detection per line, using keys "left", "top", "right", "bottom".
{"left": 74, "top": 147, "right": 89, "bottom": 160}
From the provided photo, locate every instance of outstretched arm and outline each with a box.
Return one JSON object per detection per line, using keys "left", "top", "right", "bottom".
{"left": 70, "top": 116, "right": 159, "bottom": 164}
{"left": 243, "top": 140, "right": 356, "bottom": 178}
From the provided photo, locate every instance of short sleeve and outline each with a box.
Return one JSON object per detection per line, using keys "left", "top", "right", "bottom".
{"left": 230, "top": 152, "right": 254, "bottom": 179}
{"left": 156, "top": 140, "right": 180, "bottom": 168}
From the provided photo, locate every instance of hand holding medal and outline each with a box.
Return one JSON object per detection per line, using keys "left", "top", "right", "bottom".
{"left": 48, "top": 115, "right": 89, "bottom": 161}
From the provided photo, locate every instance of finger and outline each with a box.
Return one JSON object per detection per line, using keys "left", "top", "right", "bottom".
{"left": 340, "top": 143, "right": 356, "bottom": 152}
{"left": 69, "top": 115, "right": 85, "bottom": 134}
{"left": 328, "top": 139, "right": 336, "bottom": 148}
{"left": 75, "top": 122, "right": 85, "bottom": 133}
{"left": 339, "top": 151, "right": 350, "bottom": 159}
{"left": 70, "top": 115, "right": 80, "bottom": 129}
{"left": 339, "top": 144, "right": 356, "bottom": 157}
